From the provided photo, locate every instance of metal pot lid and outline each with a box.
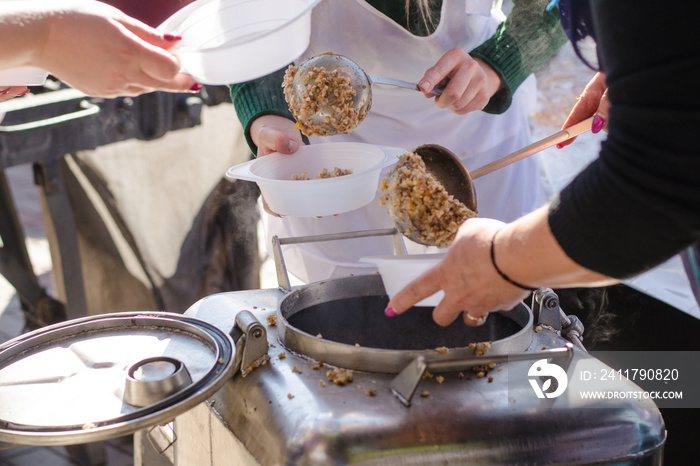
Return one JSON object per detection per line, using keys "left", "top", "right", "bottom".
{"left": 0, "top": 311, "right": 235, "bottom": 446}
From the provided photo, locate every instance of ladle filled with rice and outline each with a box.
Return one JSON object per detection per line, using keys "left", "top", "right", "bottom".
{"left": 379, "top": 149, "right": 477, "bottom": 248}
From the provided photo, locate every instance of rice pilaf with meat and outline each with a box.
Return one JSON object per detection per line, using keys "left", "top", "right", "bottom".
{"left": 379, "top": 151, "right": 476, "bottom": 248}
{"left": 283, "top": 60, "right": 368, "bottom": 137}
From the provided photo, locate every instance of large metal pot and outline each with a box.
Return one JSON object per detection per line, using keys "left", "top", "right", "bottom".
{"left": 173, "top": 274, "right": 666, "bottom": 465}
{"left": 277, "top": 273, "right": 532, "bottom": 373}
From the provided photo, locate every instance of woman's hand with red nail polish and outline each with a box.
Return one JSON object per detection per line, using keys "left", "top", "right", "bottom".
{"left": 2, "top": 1, "right": 198, "bottom": 98}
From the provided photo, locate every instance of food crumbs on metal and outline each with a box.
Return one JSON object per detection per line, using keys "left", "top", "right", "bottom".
{"left": 292, "top": 365, "right": 302, "bottom": 374}
{"left": 327, "top": 367, "right": 354, "bottom": 386}
{"left": 497, "top": 366, "right": 503, "bottom": 372}
{"left": 218, "top": 357, "right": 224, "bottom": 364}
{"left": 422, "top": 371, "right": 434, "bottom": 380}
{"left": 316, "top": 333, "right": 323, "bottom": 338}
{"left": 542, "top": 346, "right": 547, "bottom": 350}
{"left": 82, "top": 423, "right": 97, "bottom": 430}
{"left": 535, "top": 325, "right": 543, "bottom": 333}
{"left": 319, "top": 380, "right": 326, "bottom": 387}
{"left": 287, "top": 394, "right": 294, "bottom": 400}
{"left": 312, "top": 360, "right": 323, "bottom": 370}
{"left": 366, "top": 389, "right": 377, "bottom": 397}
{"left": 488, "top": 376, "right": 494, "bottom": 383}
{"left": 435, "top": 346, "right": 449, "bottom": 354}
{"left": 267, "top": 315, "right": 277, "bottom": 326}
{"left": 436, "top": 375, "right": 445, "bottom": 384}
{"left": 420, "top": 391, "right": 430, "bottom": 398}
{"left": 477, "top": 371, "right": 485, "bottom": 379}
{"left": 458, "top": 372, "right": 465, "bottom": 379}
{"left": 246, "top": 358, "right": 266, "bottom": 374}
{"left": 278, "top": 352, "right": 286, "bottom": 359}
{"left": 469, "top": 341, "right": 492, "bottom": 356}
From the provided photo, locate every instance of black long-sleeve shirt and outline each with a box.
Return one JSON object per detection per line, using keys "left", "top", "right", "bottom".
{"left": 548, "top": 0, "right": 700, "bottom": 278}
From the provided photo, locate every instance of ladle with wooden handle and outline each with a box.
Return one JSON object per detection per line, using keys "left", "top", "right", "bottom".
{"left": 385, "top": 116, "right": 595, "bottom": 246}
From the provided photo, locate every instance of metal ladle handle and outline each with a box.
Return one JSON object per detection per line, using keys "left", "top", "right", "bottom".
{"left": 368, "top": 75, "right": 445, "bottom": 96}
{"left": 469, "top": 116, "right": 595, "bottom": 180}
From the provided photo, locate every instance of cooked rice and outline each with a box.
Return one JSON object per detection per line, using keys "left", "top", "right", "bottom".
{"left": 379, "top": 151, "right": 476, "bottom": 248}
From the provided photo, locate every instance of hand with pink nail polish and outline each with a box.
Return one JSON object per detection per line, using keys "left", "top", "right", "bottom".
{"left": 558, "top": 72, "right": 609, "bottom": 148}
{"left": 0, "top": 1, "right": 198, "bottom": 98}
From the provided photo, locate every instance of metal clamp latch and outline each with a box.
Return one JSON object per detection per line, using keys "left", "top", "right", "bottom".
{"left": 147, "top": 422, "right": 176, "bottom": 461}
{"left": 532, "top": 288, "right": 586, "bottom": 352}
{"left": 391, "top": 344, "right": 575, "bottom": 406}
{"left": 230, "top": 310, "right": 270, "bottom": 377}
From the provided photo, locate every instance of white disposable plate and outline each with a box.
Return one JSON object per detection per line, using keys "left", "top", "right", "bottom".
{"left": 157, "top": 0, "right": 321, "bottom": 85}
{"left": 226, "top": 143, "right": 404, "bottom": 217}
{"left": 0, "top": 67, "right": 49, "bottom": 86}
{"left": 360, "top": 254, "right": 446, "bottom": 307}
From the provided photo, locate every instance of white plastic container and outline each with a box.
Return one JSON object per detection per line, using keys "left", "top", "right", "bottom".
{"left": 226, "top": 143, "right": 402, "bottom": 217}
{"left": 157, "top": 0, "right": 321, "bottom": 85}
{"left": 360, "top": 254, "right": 446, "bottom": 307}
{"left": 0, "top": 66, "right": 49, "bottom": 86}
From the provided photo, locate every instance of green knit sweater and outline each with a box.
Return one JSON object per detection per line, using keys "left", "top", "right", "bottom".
{"left": 230, "top": 0, "right": 565, "bottom": 152}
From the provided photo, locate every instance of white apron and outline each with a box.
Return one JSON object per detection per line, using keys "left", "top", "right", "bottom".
{"left": 264, "top": 0, "right": 545, "bottom": 283}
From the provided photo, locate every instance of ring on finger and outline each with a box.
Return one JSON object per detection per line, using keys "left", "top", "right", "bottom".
{"left": 465, "top": 312, "right": 487, "bottom": 326}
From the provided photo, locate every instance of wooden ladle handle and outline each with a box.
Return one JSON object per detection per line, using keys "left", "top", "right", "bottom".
{"left": 469, "top": 116, "right": 595, "bottom": 180}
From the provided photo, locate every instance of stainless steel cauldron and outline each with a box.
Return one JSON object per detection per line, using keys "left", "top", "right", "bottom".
{"left": 174, "top": 271, "right": 665, "bottom": 465}
{"left": 0, "top": 229, "right": 666, "bottom": 464}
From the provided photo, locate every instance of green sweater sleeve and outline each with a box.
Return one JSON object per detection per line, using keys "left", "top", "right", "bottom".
{"left": 470, "top": 0, "right": 567, "bottom": 114}
{"left": 230, "top": 67, "right": 293, "bottom": 154}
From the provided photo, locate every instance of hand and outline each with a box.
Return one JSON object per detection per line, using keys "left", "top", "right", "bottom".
{"left": 0, "top": 86, "right": 29, "bottom": 102}
{"left": 558, "top": 72, "right": 609, "bottom": 148}
{"left": 35, "top": 1, "right": 198, "bottom": 97}
{"left": 250, "top": 115, "right": 303, "bottom": 217}
{"left": 418, "top": 47, "right": 502, "bottom": 115}
{"left": 387, "top": 218, "right": 529, "bottom": 327}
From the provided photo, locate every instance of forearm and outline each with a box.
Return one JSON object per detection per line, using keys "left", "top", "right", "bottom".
{"left": 0, "top": 3, "right": 54, "bottom": 71}
{"left": 494, "top": 206, "right": 617, "bottom": 288}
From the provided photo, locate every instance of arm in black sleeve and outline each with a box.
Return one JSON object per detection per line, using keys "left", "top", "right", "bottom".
{"left": 548, "top": 0, "right": 700, "bottom": 278}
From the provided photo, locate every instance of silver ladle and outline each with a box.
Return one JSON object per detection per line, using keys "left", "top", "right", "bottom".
{"left": 287, "top": 52, "right": 444, "bottom": 136}
{"left": 385, "top": 116, "right": 595, "bottom": 246}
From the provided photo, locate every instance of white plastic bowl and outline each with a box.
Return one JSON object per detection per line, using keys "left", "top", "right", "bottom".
{"left": 157, "top": 0, "right": 321, "bottom": 85}
{"left": 360, "top": 254, "right": 446, "bottom": 307}
{"left": 0, "top": 67, "right": 49, "bottom": 86}
{"left": 226, "top": 143, "right": 402, "bottom": 217}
